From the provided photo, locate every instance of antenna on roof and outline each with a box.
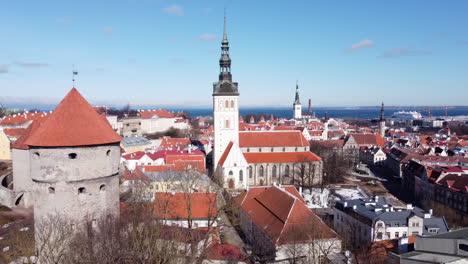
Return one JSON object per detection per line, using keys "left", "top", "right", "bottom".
{"left": 72, "top": 65, "right": 78, "bottom": 88}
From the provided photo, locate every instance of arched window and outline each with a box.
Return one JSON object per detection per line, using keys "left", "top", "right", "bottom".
{"left": 231, "top": 100, "right": 235, "bottom": 108}
{"left": 229, "top": 170, "right": 233, "bottom": 176}
{"left": 249, "top": 166, "right": 253, "bottom": 178}
{"left": 285, "top": 165, "right": 290, "bottom": 177}
{"left": 239, "top": 170, "right": 243, "bottom": 182}
{"left": 33, "top": 152, "right": 40, "bottom": 159}
{"left": 259, "top": 166, "right": 264, "bottom": 177}
{"left": 48, "top": 187, "right": 55, "bottom": 194}
{"left": 225, "top": 119, "right": 230, "bottom": 128}
{"left": 100, "top": 184, "right": 106, "bottom": 191}
{"left": 106, "top": 150, "right": 111, "bottom": 156}
{"left": 272, "top": 165, "right": 277, "bottom": 178}
{"left": 225, "top": 100, "right": 229, "bottom": 108}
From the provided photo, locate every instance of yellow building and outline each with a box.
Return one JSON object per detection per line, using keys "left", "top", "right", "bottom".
{"left": 0, "top": 128, "right": 26, "bottom": 160}
{"left": 0, "top": 130, "right": 11, "bottom": 160}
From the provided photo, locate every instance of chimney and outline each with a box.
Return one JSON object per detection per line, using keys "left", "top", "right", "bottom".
{"left": 299, "top": 186, "right": 303, "bottom": 196}
{"left": 406, "top": 204, "right": 413, "bottom": 210}
{"left": 429, "top": 209, "right": 433, "bottom": 215}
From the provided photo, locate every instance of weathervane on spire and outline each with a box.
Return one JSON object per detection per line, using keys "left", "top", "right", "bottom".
{"left": 72, "top": 65, "right": 78, "bottom": 88}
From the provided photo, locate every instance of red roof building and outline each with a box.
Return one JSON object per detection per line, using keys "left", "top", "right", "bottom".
{"left": 139, "top": 109, "right": 174, "bottom": 119}
{"left": 24, "top": 88, "right": 122, "bottom": 147}
{"left": 239, "top": 131, "right": 309, "bottom": 148}
{"left": 154, "top": 192, "right": 217, "bottom": 220}
{"left": 235, "top": 186, "right": 340, "bottom": 260}
{"left": 243, "top": 152, "right": 321, "bottom": 164}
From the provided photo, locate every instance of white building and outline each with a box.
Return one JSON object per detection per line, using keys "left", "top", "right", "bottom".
{"left": 333, "top": 197, "right": 449, "bottom": 248}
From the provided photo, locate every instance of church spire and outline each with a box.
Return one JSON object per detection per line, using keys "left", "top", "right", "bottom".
{"left": 380, "top": 102, "right": 385, "bottom": 122}
{"left": 294, "top": 81, "right": 301, "bottom": 105}
{"left": 213, "top": 11, "right": 238, "bottom": 96}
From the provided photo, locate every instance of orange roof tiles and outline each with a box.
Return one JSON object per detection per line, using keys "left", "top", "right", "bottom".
{"left": 239, "top": 131, "right": 309, "bottom": 148}
{"left": 24, "top": 88, "right": 122, "bottom": 147}
{"left": 0, "top": 112, "right": 47, "bottom": 125}
{"left": 11, "top": 119, "right": 46, "bottom": 150}
{"left": 243, "top": 151, "right": 321, "bottom": 164}
{"left": 139, "top": 109, "right": 174, "bottom": 119}
{"left": 218, "top": 141, "right": 233, "bottom": 166}
{"left": 3, "top": 128, "right": 27, "bottom": 137}
{"left": 238, "top": 186, "right": 337, "bottom": 245}
{"left": 350, "top": 134, "right": 385, "bottom": 147}
{"left": 160, "top": 137, "right": 191, "bottom": 150}
{"left": 154, "top": 192, "right": 217, "bottom": 220}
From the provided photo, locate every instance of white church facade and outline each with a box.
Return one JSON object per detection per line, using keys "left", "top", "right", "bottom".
{"left": 212, "top": 17, "right": 323, "bottom": 190}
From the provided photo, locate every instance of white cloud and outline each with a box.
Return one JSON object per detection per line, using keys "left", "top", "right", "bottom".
{"left": 381, "top": 47, "right": 432, "bottom": 58}
{"left": 13, "top": 61, "right": 49, "bottom": 68}
{"left": 163, "top": 5, "right": 183, "bottom": 16}
{"left": 0, "top": 64, "right": 8, "bottom": 73}
{"left": 198, "top": 33, "right": 216, "bottom": 41}
{"left": 347, "top": 39, "right": 375, "bottom": 51}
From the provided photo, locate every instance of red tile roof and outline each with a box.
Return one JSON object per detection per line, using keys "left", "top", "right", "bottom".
{"left": 3, "top": 128, "right": 27, "bottom": 137}
{"left": 121, "top": 168, "right": 150, "bottom": 182}
{"left": 166, "top": 154, "right": 205, "bottom": 173}
{"left": 160, "top": 137, "right": 191, "bottom": 150}
{"left": 0, "top": 112, "right": 47, "bottom": 125}
{"left": 243, "top": 151, "right": 321, "bottom": 164}
{"left": 24, "top": 88, "right": 122, "bottom": 147}
{"left": 350, "top": 134, "right": 385, "bottom": 147}
{"left": 218, "top": 141, "right": 234, "bottom": 166}
{"left": 139, "top": 109, "right": 174, "bottom": 119}
{"left": 239, "top": 131, "right": 309, "bottom": 148}
{"left": 237, "top": 186, "right": 337, "bottom": 245}
{"left": 11, "top": 119, "right": 46, "bottom": 150}
{"left": 154, "top": 192, "right": 217, "bottom": 220}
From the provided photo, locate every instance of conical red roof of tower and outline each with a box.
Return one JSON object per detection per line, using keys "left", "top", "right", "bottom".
{"left": 25, "top": 88, "right": 122, "bottom": 147}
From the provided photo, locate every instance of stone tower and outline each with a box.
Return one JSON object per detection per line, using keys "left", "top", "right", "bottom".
{"left": 213, "top": 15, "right": 239, "bottom": 169}
{"left": 293, "top": 82, "right": 302, "bottom": 119}
{"left": 24, "top": 88, "right": 122, "bottom": 252}
{"left": 380, "top": 102, "right": 385, "bottom": 138}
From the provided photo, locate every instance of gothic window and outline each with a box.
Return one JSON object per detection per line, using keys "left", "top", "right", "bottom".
{"left": 225, "top": 119, "right": 230, "bottom": 128}
{"left": 239, "top": 170, "right": 243, "bottom": 182}
{"left": 231, "top": 100, "right": 235, "bottom": 108}
{"left": 259, "top": 166, "right": 264, "bottom": 177}
{"left": 285, "top": 165, "right": 290, "bottom": 177}
{"left": 249, "top": 166, "right": 253, "bottom": 178}
{"left": 272, "top": 166, "right": 277, "bottom": 178}
{"left": 225, "top": 100, "right": 229, "bottom": 108}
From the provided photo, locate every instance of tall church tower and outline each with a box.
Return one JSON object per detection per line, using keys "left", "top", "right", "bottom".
{"left": 293, "top": 82, "right": 302, "bottom": 119}
{"left": 380, "top": 102, "right": 386, "bottom": 138}
{"left": 213, "top": 15, "right": 239, "bottom": 169}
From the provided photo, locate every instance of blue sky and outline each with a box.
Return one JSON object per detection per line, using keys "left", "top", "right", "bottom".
{"left": 1, "top": 0, "right": 468, "bottom": 107}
